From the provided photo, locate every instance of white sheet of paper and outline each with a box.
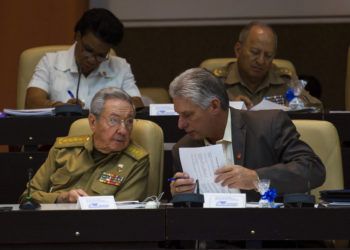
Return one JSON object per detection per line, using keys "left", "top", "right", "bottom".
{"left": 229, "top": 101, "right": 247, "bottom": 110}
{"left": 204, "top": 193, "right": 246, "bottom": 208}
{"left": 179, "top": 145, "right": 235, "bottom": 193}
{"left": 149, "top": 104, "right": 178, "bottom": 116}
{"left": 3, "top": 108, "right": 55, "bottom": 116}
{"left": 77, "top": 196, "right": 117, "bottom": 210}
{"left": 250, "top": 99, "right": 290, "bottom": 111}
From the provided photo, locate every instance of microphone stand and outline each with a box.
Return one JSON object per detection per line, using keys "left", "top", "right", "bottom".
{"left": 19, "top": 168, "right": 41, "bottom": 210}
{"left": 171, "top": 179, "right": 204, "bottom": 208}
{"left": 283, "top": 164, "right": 315, "bottom": 208}
{"left": 54, "top": 64, "right": 83, "bottom": 116}
{"left": 75, "top": 64, "right": 82, "bottom": 105}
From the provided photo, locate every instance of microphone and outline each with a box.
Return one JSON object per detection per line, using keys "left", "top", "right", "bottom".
{"left": 283, "top": 164, "right": 315, "bottom": 208}
{"left": 75, "top": 64, "right": 82, "bottom": 105}
{"left": 19, "top": 168, "right": 41, "bottom": 210}
{"left": 171, "top": 179, "right": 204, "bottom": 208}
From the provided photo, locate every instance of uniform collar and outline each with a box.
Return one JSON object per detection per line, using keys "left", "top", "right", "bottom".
{"left": 86, "top": 134, "right": 122, "bottom": 158}
{"left": 55, "top": 43, "right": 116, "bottom": 78}
{"left": 225, "top": 62, "right": 285, "bottom": 91}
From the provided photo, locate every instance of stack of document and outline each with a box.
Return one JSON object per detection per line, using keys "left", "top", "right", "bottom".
{"left": 319, "top": 189, "right": 350, "bottom": 207}
{"left": 3, "top": 108, "right": 55, "bottom": 116}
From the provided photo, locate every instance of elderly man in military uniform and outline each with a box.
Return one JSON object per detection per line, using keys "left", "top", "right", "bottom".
{"left": 20, "top": 87, "right": 149, "bottom": 203}
{"left": 212, "top": 21, "right": 321, "bottom": 109}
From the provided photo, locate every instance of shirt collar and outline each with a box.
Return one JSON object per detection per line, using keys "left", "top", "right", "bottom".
{"left": 204, "top": 109, "right": 232, "bottom": 145}
{"left": 55, "top": 43, "right": 116, "bottom": 78}
{"left": 225, "top": 62, "right": 285, "bottom": 89}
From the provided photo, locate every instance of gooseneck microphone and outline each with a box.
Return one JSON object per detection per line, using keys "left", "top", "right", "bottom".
{"left": 54, "top": 63, "right": 83, "bottom": 116}
{"left": 19, "top": 168, "right": 41, "bottom": 210}
{"left": 75, "top": 64, "right": 82, "bottom": 105}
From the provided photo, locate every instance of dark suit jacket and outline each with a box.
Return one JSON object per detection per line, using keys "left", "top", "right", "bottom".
{"left": 172, "top": 108, "right": 326, "bottom": 201}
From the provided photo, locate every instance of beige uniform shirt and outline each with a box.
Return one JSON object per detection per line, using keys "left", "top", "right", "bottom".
{"left": 20, "top": 135, "right": 149, "bottom": 203}
{"left": 214, "top": 62, "right": 321, "bottom": 106}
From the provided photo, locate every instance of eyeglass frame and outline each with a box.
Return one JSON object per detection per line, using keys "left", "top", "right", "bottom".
{"left": 99, "top": 115, "right": 134, "bottom": 130}
{"left": 78, "top": 36, "right": 110, "bottom": 63}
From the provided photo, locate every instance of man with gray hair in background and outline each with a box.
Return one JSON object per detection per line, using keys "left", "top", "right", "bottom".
{"left": 20, "top": 87, "right": 149, "bottom": 204}
{"left": 169, "top": 68, "right": 325, "bottom": 201}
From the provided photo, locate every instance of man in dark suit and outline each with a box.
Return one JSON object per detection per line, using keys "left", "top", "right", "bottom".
{"left": 169, "top": 68, "right": 325, "bottom": 201}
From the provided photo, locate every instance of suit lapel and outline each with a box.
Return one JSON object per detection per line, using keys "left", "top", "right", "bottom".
{"left": 230, "top": 108, "right": 246, "bottom": 166}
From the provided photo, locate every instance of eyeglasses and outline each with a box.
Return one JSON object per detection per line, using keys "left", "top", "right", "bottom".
{"left": 80, "top": 39, "right": 109, "bottom": 63}
{"left": 102, "top": 116, "right": 134, "bottom": 130}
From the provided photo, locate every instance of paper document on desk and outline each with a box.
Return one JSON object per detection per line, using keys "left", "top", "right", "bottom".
{"left": 3, "top": 108, "right": 55, "bottom": 116}
{"left": 250, "top": 99, "right": 290, "bottom": 111}
{"left": 179, "top": 144, "right": 235, "bottom": 193}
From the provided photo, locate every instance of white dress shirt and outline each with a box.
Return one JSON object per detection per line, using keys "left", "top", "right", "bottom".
{"left": 205, "top": 109, "right": 240, "bottom": 193}
{"left": 28, "top": 44, "right": 141, "bottom": 108}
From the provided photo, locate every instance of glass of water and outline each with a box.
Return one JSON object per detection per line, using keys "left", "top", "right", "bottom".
{"left": 256, "top": 179, "right": 270, "bottom": 195}
{"left": 256, "top": 179, "right": 271, "bottom": 208}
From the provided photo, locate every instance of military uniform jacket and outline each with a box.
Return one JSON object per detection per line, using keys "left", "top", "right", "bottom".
{"left": 215, "top": 62, "right": 321, "bottom": 106}
{"left": 172, "top": 108, "right": 326, "bottom": 201}
{"left": 20, "top": 135, "right": 149, "bottom": 203}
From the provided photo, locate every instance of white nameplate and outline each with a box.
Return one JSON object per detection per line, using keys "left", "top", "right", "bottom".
{"left": 149, "top": 104, "right": 178, "bottom": 116}
{"left": 204, "top": 193, "right": 246, "bottom": 208}
{"left": 77, "top": 196, "right": 117, "bottom": 210}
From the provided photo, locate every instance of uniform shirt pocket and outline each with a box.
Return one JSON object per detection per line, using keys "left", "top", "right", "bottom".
{"left": 91, "top": 180, "right": 119, "bottom": 196}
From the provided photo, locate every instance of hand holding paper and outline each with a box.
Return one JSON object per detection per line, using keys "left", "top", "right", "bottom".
{"left": 214, "top": 165, "right": 259, "bottom": 190}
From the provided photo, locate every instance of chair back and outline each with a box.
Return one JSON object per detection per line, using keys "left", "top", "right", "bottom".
{"left": 17, "top": 45, "right": 71, "bottom": 109}
{"left": 68, "top": 118, "right": 164, "bottom": 197}
{"left": 140, "top": 87, "right": 171, "bottom": 105}
{"left": 292, "top": 120, "right": 344, "bottom": 202}
{"left": 200, "top": 58, "right": 297, "bottom": 77}
{"left": 17, "top": 45, "right": 165, "bottom": 109}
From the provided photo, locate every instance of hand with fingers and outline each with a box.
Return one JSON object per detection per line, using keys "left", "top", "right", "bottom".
{"left": 56, "top": 189, "right": 88, "bottom": 203}
{"left": 214, "top": 164, "right": 259, "bottom": 190}
{"left": 170, "top": 172, "right": 196, "bottom": 196}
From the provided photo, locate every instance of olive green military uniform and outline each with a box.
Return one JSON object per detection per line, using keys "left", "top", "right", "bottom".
{"left": 214, "top": 62, "right": 321, "bottom": 106}
{"left": 20, "top": 135, "right": 149, "bottom": 203}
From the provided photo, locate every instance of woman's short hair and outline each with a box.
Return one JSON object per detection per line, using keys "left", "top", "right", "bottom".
{"left": 74, "top": 8, "right": 124, "bottom": 47}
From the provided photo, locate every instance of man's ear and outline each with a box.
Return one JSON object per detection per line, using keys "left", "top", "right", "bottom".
{"left": 234, "top": 42, "right": 242, "bottom": 58}
{"left": 88, "top": 113, "right": 97, "bottom": 132}
{"left": 209, "top": 98, "right": 221, "bottom": 114}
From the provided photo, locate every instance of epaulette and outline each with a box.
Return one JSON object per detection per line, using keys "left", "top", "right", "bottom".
{"left": 212, "top": 66, "right": 228, "bottom": 78}
{"left": 55, "top": 135, "right": 90, "bottom": 148}
{"left": 277, "top": 67, "right": 293, "bottom": 79}
{"left": 124, "top": 143, "right": 148, "bottom": 161}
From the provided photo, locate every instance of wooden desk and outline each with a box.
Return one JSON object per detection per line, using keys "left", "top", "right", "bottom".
{"left": 0, "top": 206, "right": 165, "bottom": 248}
{"left": 166, "top": 207, "right": 350, "bottom": 241}
{"left": 0, "top": 116, "right": 82, "bottom": 147}
{"left": 1, "top": 206, "right": 349, "bottom": 249}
